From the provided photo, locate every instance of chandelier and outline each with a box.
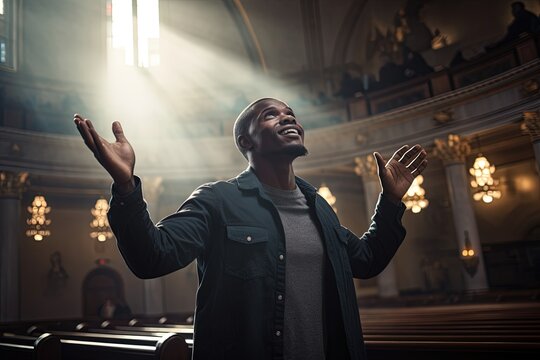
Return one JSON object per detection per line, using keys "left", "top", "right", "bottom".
{"left": 403, "top": 175, "right": 429, "bottom": 213}
{"left": 26, "top": 195, "right": 52, "bottom": 241}
{"left": 90, "top": 198, "right": 113, "bottom": 242}
{"left": 469, "top": 154, "right": 501, "bottom": 203}
{"left": 318, "top": 183, "right": 337, "bottom": 213}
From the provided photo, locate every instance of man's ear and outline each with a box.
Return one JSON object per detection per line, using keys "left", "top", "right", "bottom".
{"left": 238, "top": 135, "right": 253, "bottom": 151}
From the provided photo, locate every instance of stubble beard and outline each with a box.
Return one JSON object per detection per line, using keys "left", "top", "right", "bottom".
{"left": 282, "top": 144, "right": 309, "bottom": 158}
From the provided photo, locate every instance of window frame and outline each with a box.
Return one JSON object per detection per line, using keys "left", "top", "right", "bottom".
{"left": 0, "top": 0, "right": 20, "bottom": 72}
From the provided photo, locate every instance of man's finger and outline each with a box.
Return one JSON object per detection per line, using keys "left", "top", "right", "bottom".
{"left": 412, "top": 159, "right": 428, "bottom": 175}
{"left": 391, "top": 145, "right": 409, "bottom": 162}
{"left": 74, "top": 117, "right": 98, "bottom": 154}
{"left": 112, "top": 121, "right": 128, "bottom": 143}
{"left": 87, "top": 119, "right": 109, "bottom": 155}
{"left": 399, "top": 144, "right": 422, "bottom": 165}
{"left": 407, "top": 150, "right": 427, "bottom": 171}
{"left": 74, "top": 113, "right": 85, "bottom": 121}
{"left": 373, "top": 152, "right": 386, "bottom": 174}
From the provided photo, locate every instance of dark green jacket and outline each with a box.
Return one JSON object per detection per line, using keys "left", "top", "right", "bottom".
{"left": 108, "top": 167, "right": 406, "bottom": 360}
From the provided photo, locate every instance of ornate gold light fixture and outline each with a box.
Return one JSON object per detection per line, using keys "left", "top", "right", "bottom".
{"left": 318, "top": 183, "right": 337, "bottom": 213}
{"left": 469, "top": 154, "right": 501, "bottom": 203}
{"left": 26, "top": 195, "right": 52, "bottom": 241}
{"left": 90, "top": 198, "right": 113, "bottom": 242}
{"left": 403, "top": 175, "right": 429, "bottom": 213}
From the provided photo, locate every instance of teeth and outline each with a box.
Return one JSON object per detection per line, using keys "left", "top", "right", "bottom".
{"left": 282, "top": 129, "right": 299, "bottom": 135}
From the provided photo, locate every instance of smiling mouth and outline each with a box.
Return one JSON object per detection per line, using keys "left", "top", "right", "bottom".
{"left": 278, "top": 128, "right": 301, "bottom": 137}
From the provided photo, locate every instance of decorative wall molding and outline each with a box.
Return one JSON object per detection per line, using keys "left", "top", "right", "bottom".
{"left": 522, "top": 110, "right": 540, "bottom": 142}
{"left": 433, "top": 108, "right": 454, "bottom": 125}
{"left": 0, "top": 171, "right": 29, "bottom": 199}
{"left": 433, "top": 134, "right": 471, "bottom": 166}
{"left": 354, "top": 155, "right": 378, "bottom": 181}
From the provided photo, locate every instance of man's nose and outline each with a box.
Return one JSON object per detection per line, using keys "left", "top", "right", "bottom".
{"left": 279, "top": 115, "right": 296, "bottom": 124}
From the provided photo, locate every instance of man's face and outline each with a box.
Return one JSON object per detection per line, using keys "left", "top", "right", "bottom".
{"left": 512, "top": 4, "right": 523, "bottom": 17}
{"left": 246, "top": 99, "right": 307, "bottom": 160}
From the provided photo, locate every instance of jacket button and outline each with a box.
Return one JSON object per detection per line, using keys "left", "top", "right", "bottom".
{"left": 279, "top": 254, "right": 284, "bottom": 260}
{"left": 246, "top": 236, "right": 252, "bottom": 242}
{"left": 275, "top": 330, "right": 281, "bottom": 336}
{"left": 277, "top": 294, "right": 283, "bottom": 301}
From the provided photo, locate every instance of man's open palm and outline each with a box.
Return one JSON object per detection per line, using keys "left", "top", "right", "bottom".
{"left": 74, "top": 114, "right": 135, "bottom": 189}
{"left": 374, "top": 145, "right": 428, "bottom": 204}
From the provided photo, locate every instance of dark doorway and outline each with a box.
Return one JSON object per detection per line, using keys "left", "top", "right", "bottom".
{"left": 82, "top": 267, "right": 126, "bottom": 318}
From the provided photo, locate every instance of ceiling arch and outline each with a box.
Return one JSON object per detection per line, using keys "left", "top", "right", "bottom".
{"left": 222, "top": 0, "right": 268, "bottom": 72}
{"left": 331, "top": 0, "right": 369, "bottom": 67}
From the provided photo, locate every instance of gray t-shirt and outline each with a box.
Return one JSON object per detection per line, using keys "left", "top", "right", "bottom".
{"left": 263, "top": 184, "right": 325, "bottom": 360}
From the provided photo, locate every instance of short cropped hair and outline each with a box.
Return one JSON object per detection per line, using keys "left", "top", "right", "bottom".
{"left": 511, "top": 1, "right": 525, "bottom": 9}
{"left": 233, "top": 97, "right": 283, "bottom": 160}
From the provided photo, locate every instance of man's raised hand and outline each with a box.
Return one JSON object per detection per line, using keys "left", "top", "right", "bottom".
{"left": 373, "top": 144, "right": 428, "bottom": 204}
{"left": 74, "top": 114, "right": 136, "bottom": 194}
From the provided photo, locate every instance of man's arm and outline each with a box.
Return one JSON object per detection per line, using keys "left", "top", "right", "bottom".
{"left": 341, "top": 193, "right": 406, "bottom": 279}
{"left": 107, "top": 177, "right": 216, "bottom": 279}
{"left": 73, "top": 114, "right": 214, "bottom": 279}
{"left": 343, "top": 144, "right": 427, "bottom": 278}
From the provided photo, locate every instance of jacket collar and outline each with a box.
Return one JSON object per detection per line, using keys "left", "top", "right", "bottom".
{"left": 237, "top": 166, "right": 318, "bottom": 199}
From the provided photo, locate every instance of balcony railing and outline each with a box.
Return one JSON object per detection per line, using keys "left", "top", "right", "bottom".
{"left": 347, "top": 36, "right": 539, "bottom": 121}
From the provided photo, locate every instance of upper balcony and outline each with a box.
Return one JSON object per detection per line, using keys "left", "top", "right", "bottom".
{"left": 346, "top": 36, "right": 540, "bottom": 122}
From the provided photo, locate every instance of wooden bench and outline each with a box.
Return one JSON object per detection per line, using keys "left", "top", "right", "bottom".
{"left": 27, "top": 328, "right": 188, "bottom": 360}
{"left": 0, "top": 332, "right": 61, "bottom": 360}
{"left": 365, "top": 339, "right": 540, "bottom": 360}
{"left": 16, "top": 301, "right": 540, "bottom": 359}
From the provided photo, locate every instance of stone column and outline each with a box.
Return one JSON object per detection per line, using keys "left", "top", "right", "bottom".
{"left": 0, "top": 171, "right": 29, "bottom": 322}
{"left": 355, "top": 156, "right": 399, "bottom": 297}
{"left": 141, "top": 176, "right": 164, "bottom": 315}
{"left": 434, "top": 134, "right": 489, "bottom": 290}
{"left": 522, "top": 111, "right": 540, "bottom": 173}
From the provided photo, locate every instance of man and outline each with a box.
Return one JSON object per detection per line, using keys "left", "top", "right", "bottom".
{"left": 74, "top": 97, "right": 427, "bottom": 359}
{"left": 494, "top": 1, "right": 540, "bottom": 48}
{"left": 506, "top": 2, "right": 540, "bottom": 41}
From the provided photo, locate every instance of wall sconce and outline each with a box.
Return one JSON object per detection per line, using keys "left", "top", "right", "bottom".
{"left": 403, "top": 175, "right": 429, "bottom": 213}
{"left": 26, "top": 195, "right": 52, "bottom": 241}
{"left": 90, "top": 198, "right": 113, "bottom": 242}
{"left": 318, "top": 183, "right": 337, "bottom": 213}
{"left": 459, "top": 231, "right": 479, "bottom": 277}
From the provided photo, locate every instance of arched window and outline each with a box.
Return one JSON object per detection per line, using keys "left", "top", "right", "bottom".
{"left": 0, "top": 0, "right": 19, "bottom": 71}
{"left": 106, "top": 0, "right": 160, "bottom": 68}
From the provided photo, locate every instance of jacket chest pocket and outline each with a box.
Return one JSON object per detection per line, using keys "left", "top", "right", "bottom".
{"left": 225, "top": 225, "right": 272, "bottom": 280}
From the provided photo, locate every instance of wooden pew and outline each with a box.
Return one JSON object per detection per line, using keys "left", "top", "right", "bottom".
{"left": 365, "top": 339, "right": 540, "bottom": 360}
{"left": 18, "top": 300, "right": 539, "bottom": 359}
{"left": 89, "top": 320, "right": 540, "bottom": 358}
{"left": 0, "top": 332, "right": 61, "bottom": 360}
{"left": 27, "top": 327, "right": 188, "bottom": 360}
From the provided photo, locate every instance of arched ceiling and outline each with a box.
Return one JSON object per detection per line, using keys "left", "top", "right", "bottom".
{"left": 210, "top": 0, "right": 537, "bottom": 77}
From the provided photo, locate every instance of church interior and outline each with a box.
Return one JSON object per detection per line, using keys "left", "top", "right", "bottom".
{"left": 1, "top": 0, "right": 540, "bottom": 358}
